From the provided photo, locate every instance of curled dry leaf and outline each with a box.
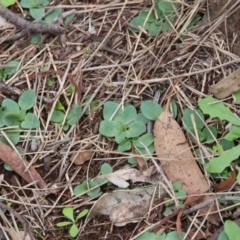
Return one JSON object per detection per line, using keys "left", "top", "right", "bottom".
{"left": 95, "top": 166, "right": 161, "bottom": 188}
{"left": 209, "top": 69, "right": 240, "bottom": 99}
{"left": 153, "top": 111, "right": 219, "bottom": 224}
{"left": 213, "top": 171, "right": 236, "bottom": 192}
{"left": 70, "top": 150, "right": 93, "bottom": 165}
{"left": 86, "top": 186, "right": 159, "bottom": 226}
{"left": 0, "top": 142, "right": 46, "bottom": 189}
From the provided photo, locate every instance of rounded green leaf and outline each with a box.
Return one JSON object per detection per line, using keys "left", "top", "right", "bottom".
{"left": 135, "top": 113, "right": 148, "bottom": 124}
{"left": 140, "top": 101, "right": 163, "bottom": 120}
{"left": 157, "top": 1, "right": 177, "bottom": 14}
{"left": 18, "top": 89, "right": 36, "bottom": 110}
{"left": 148, "top": 21, "right": 162, "bottom": 36}
{"left": 2, "top": 99, "right": 19, "bottom": 113}
{"left": 101, "top": 163, "right": 112, "bottom": 174}
{"left": 224, "top": 220, "right": 240, "bottom": 240}
{"left": 4, "top": 163, "right": 13, "bottom": 171}
{"left": 2, "top": 113, "right": 21, "bottom": 126}
{"left": 99, "top": 120, "right": 117, "bottom": 137}
{"left": 5, "top": 130, "right": 20, "bottom": 145}
{"left": 0, "top": 0, "right": 16, "bottom": 7}
{"left": 62, "top": 207, "right": 74, "bottom": 222}
{"left": 202, "top": 126, "right": 217, "bottom": 144}
{"left": 103, "top": 101, "right": 119, "bottom": 120}
{"left": 136, "top": 231, "right": 157, "bottom": 240}
{"left": 88, "top": 181, "right": 100, "bottom": 197}
{"left": 31, "top": 33, "right": 41, "bottom": 44}
{"left": 117, "top": 139, "right": 131, "bottom": 152}
{"left": 218, "top": 231, "right": 229, "bottom": 240}
{"left": 64, "top": 13, "right": 75, "bottom": 25}
{"left": 126, "top": 121, "right": 146, "bottom": 138}
{"left": 43, "top": 8, "right": 62, "bottom": 23}
{"left": 117, "top": 105, "right": 137, "bottom": 124}
{"left": 3, "top": 60, "right": 21, "bottom": 76}
{"left": 76, "top": 209, "right": 88, "bottom": 220}
{"left": 74, "top": 182, "right": 88, "bottom": 196}
{"left": 136, "top": 143, "right": 155, "bottom": 158}
{"left": 30, "top": 7, "right": 45, "bottom": 20}
{"left": 134, "top": 133, "right": 154, "bottom": 148}
{"left": 69, "top": 223, "right": 79, "bottom": 238}
{"left": 50, "top": 110, "right": 65, "bottom": 123}
{"left": 175, "top": 189, "right": 187, "bottom": 200}
{"left": 173, "top": 181, "right": 182, "bottom": 191}
{"left": 37, "top": 0, "right": 49, "bottom": 7}
{"left": 139, "top": 9, "right": 156, "bottom": 23}
{"left": 182, "top": 108, "right": 205, "bottom": 132}
{"left": 67, "top": 105, "right": 82, "bottom": 126}
{"left": 129, "top": 16, "right": 145, "bottom": 30}
{"left": 115, "top": 131, "right": 127, "bottom": 144}
{"left": 166, "top": 231, "right": 185, "bottom": 240}
{"left": 0, "top": 110, "right": 4, "bottom": 127}
{"left": 21, "top": 113, "right": 40, "bottom": 129}
{"left": 20, "top": 0, "right": 33, "bottom": 8}
{"left": 164, "top": 100, "right": 178, "bottom": 118}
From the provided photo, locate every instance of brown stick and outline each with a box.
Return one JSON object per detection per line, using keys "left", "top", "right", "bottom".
{"left": 0, "top": 6, "right": 63, "bottom": 35}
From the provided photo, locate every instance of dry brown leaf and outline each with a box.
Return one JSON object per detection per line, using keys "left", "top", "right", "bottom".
{"left": 0, "top": 142, "right": 46, "bottom": 189}
{"left": 110, "top": 203, "right": 148, "bottom": 226}
{"left": 153, "top": 111, "right": 219, "bottom": 224}
{"left": 70, "top": 150, "right": 93, "bottom": 165}
{"left": 213, "top": 171, "right": 236, "bottom": 192}
{"left": 86, "top": 186, "right": 158, "bottom": 226}
{"left": 209, "top": 69, "right": 240, "bottom": 99}
{"left": 95, "top": 167, "right": 160, "bottom": 188}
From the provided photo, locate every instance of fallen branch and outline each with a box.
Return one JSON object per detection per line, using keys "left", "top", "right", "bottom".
{"left": 0, "top": 5, "right": 63, "bottom": 35}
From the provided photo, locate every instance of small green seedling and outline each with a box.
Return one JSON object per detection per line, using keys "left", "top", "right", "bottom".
{"left": 0, "top": 60, "right": 21, "bottom": 80}
{"left": 0, "top": 89, "right": 40, "bottom": 145}
{"left": 50, "top": 104, "right": 82, "bottom": 131}
{"left": 84, "top": 94, "right": 102, "bottom": 115}
{"left": 99, "top": 101, "right": 162, "bottom": 153}
{"left": 129, "top": 0, "right": 200, "bottom": 36}
{"left": 56, "top": 207, "right": 88, "bottom": 238}
{"left": 74, "top": 163, "right": 112, "bottom": 197}
{"left": 20, "top": 0, "right": 49, "bottom": 20}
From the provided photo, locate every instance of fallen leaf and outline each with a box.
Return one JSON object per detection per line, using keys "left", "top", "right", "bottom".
{"left": 95, "top": 167, "right": 161, "bottom": 188}
{"left": 110, "top": 203, "right": 148, "bottom": 226}
{"left": 153, "top": 111, "right": 219, "bottom": 224}
{"left": 70, "top": 150, "right": 93, "bottom": 165}
{"left": 86, "top": 186, "right": 159, "bottom": 226}
{"left": 209, "top": 69, "right": 240, "bottom": 99}
{"left": 213, "top": 171, "right": 236, "bottom": 192}
{"left": 0, "top": 142, "right": 46, "bottom": 189}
